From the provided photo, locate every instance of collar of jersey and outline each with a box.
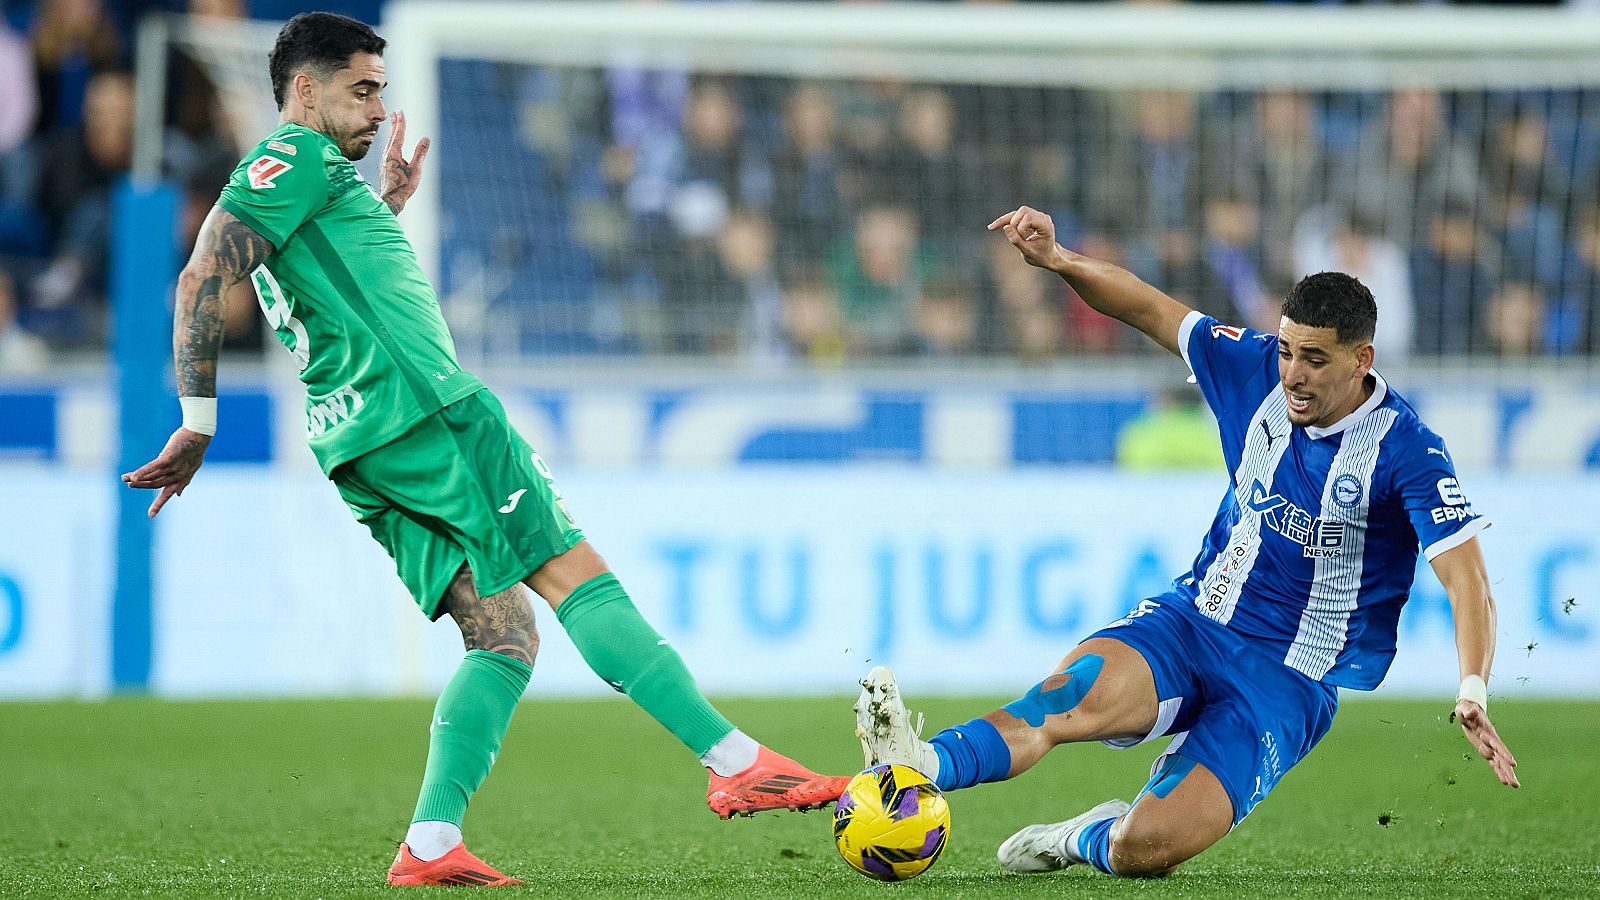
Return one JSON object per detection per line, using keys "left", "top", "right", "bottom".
{"left": 274, "top": 122, "right": 333, "bottom": 147}
{"left": 1303, "top": 370, "right": 1388, "bottom": 441}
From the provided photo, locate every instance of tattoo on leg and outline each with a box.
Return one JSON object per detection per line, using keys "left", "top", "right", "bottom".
{"left": 443, "top": 567, "right": 538, "bottom": 667}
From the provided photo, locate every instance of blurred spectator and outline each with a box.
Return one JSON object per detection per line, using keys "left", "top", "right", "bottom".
{"left": 780, "top": 267, "right": 846, "bottom": 363}
{"left": 1294, "top": 205, "right": 1414, "bottom": 362}
{"left": 1485, "top": 280, "right": 1546, "bottom": 357}
{"left": 655, "top": 201, "right": 742, "bottom": 355}
{"left": 828, "top": 203, "right": 939, "bottom": 356}
{"left": 30, "top": 0, "right": 123, "bottom": 135}
{"left": 772, "top": 84, "right": 844, "bottom": 266}
{"left": 1557, "top": 203, "right": 1600, "bottom": 354}
{"left": 1248, "top": 90, "right": 1329, "bottom": 287}
{"left": 1200, "top": 190, "right": 1275, "bottom": 331}
{"left": 715, "top": 208, "right": 784, "bottom": 358}
{"left": 1116, "top": 386, "right": 1224, "bottom": 472}
{"left": 163, "top": 0, "right": 245, "bottom": 179}
{"left": 1482, "top": 110, "right": 1568, "bottom": 294}
{"left": 28, "top": 69, "right": 134, "bottom": 340}
{"left": 833, "top": 79, "right": 902, "bottom": 210}
{"left": 984, "top": 235, "right": 1073, "bottom": 358}
{"left": 608, "top": 62, "right": 690, "bottom": 222}
{"left": 0, "top": 268, "right": 48, "bottom": 373}
{"left": 1336, "top": 88, "right": 1482, "bottom": 249}
{"left": 914, "top": 271, "right": 979, "bottom": 357}
{"left": 892, "top": 87, "right": 983, "bottom": 254}
{"left": 1411, "top": 201, "right": 1499, "bottom": 355}
{"left": 0, "top": 45, "right": 47, "bottom": 259}
{"left": 0, "top": 6, "right": 37, "bottom": 154}
{"left": 1088, "top": 90, "right": 1205, "bottom": 247}
{"left": 672, "top": 78, "right": 771, "bottom": 218}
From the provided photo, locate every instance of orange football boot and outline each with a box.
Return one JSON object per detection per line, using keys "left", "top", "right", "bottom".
{"left": 706, "top": 745, "right": 850, "bottom": 818}
{"left": 386, "top": 842, "right": 522, "bottom": 887}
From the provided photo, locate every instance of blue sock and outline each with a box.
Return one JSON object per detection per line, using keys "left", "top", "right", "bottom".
{"left": 1077, "top": 816, "right": 1118, "bottom": 875}
{"left": 928, "top": 717, "right": 1012, "bottom": 791}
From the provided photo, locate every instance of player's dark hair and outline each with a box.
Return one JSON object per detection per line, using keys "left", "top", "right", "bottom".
{"left": 1281, "top": 272, "right": 1377, "bottom": 346}
{"left": 268, "top": 12, "right": 385, "bottom": 110}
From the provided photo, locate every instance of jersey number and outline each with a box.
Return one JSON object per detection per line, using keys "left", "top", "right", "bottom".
{"left": 251, "top": 266, "right": 311, "bottom": 372}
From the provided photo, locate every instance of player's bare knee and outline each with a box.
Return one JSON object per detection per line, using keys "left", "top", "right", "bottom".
{"left": 1107, "top": 817, "right": 1188, "bottom": 877}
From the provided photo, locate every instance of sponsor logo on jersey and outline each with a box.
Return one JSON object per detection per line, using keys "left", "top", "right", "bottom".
{"left": 1211, "top": 323, "right": 1246, "bottom": 341}
{"left": 306, "top": 383, "right": 364, "bottom": 436}
{"left": 247, "top": 155, "right": 294, "bottom": 189}
{"left": 1332, "top": 473, "right": 1364, "bottom": 509}
{"left": 1429, "top": 477, "right": 1475, "bottom": 524}
{"left": 1437, "top": 477, "right": 1467, "bottom": 506}
{"left": 1244, "top": 479, "right": 1350, "bottom": 559}
{"left": 266, "top": 140, "right": 298, "bottom": 156}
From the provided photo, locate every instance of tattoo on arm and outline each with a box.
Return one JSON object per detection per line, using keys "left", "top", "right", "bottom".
{"left": 381, "top": 164, "right": 412, "bottom": 216}
{"left": 174, "top": 207, "right": 274, "bottom": 397}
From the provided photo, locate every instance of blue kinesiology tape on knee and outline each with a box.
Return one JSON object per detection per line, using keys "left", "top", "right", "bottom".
{"left": 1002, "top": 654, "right": 1104, "bottom": 727}
{"left": 1146, "top": 755, "right": 1197, "bottom": 800}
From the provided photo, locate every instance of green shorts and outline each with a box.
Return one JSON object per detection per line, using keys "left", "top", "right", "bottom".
{"left": 332, "top": 389, "right": 585, "bottom": 619}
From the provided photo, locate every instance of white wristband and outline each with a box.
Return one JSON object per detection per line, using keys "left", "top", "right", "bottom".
{"left": 1456, "top": 674, "right": 1488, "bottom": 710}
{"left": 180, "top": 396, "right": 218, "bottom": 436}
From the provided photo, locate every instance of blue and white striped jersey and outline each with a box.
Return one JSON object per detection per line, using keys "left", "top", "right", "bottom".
{"left": 1165, "top": 311, "right": 1489, "bottom": 690}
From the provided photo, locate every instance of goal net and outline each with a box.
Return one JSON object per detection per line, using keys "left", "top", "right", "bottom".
{"left": 152, "top": 3, "right": 1600, "bottom": 368}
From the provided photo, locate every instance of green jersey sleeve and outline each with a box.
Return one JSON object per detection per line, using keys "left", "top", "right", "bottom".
{"left": 217, "top": 129, "right": 331, "bottom": 248}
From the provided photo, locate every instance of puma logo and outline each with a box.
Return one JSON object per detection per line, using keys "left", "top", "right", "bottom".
{"left": 1259, "top": 419, "right": 1280, "bottom": 451}
{"left": 498, "top": 489, "right": 528, "bottom": 514}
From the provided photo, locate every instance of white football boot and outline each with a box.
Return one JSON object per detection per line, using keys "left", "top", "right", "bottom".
{"left": 853, "top": 666, "right": 940, "bottom": 777}
{"left": 996, "top": 798, "right": 1131, "bottom": 873}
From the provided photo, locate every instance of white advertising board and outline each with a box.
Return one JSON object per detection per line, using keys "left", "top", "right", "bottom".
{"left": 1, "top": 470, "right": 1595, "bottom": 700}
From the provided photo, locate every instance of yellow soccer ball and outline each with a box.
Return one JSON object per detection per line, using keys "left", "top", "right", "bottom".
{"left": 832, "top": 764, "right": 950, "bottom": 881}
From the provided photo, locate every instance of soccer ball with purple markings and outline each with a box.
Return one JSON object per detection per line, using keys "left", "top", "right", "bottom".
{"left": 832, "top": 763, "right": 950, "bottom": 882}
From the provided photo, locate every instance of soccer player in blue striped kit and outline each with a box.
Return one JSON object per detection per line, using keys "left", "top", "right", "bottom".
{"left": 854, "top": 205, "right": 1520, "bottom": 878}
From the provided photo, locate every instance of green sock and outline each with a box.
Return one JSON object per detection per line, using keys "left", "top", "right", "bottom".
{"left": 555, "top": 573, "right": 735, "bottom": 755}
{"left": 411, "top": 649, "right": 532, "bottom": 826}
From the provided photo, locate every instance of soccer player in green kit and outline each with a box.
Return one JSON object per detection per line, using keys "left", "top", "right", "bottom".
{"left": 122, "top": 12, "right": 846, "bottom": 888}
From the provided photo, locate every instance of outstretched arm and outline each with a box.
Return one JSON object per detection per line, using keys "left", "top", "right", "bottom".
{"left": 988, "top": 206, "right": 1193, "bottom": 357}
{"left": 1431, "top": 536, "right": 1519, "bottom": 788}
{"left": 120, "top": 205, "right": 274, "bottom": 517}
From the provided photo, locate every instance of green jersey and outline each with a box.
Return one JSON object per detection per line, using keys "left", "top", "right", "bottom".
{"left": 217, "top": 123, "right": 482, "bottom": 475}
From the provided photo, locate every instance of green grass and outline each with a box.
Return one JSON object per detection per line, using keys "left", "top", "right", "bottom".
{"left": 1, "top": 697, "right": 1595, "bottom": 898}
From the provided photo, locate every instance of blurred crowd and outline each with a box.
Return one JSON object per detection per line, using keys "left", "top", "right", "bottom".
{"left": 445, "top": 69, "right": 1600, "bottom": 363}
{"left": 4, "top": 0, "right": 1600, "bottom": 374}
{"left": 0, "top": 0, "right": 378, "bottom": 373}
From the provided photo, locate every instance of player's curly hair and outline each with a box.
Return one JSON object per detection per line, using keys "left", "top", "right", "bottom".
{"left": 269, "top": 12, "right": 386, "bottom": 110}
{"left": 1281, "top": 272, "right": 1377, "bottom": 346}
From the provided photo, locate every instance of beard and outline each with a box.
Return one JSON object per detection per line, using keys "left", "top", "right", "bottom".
{"left": 325, "top": 115, "right": 379, "bottom": 160}
{"left": 341, "top": 130, "right": 377, "bottom": 160}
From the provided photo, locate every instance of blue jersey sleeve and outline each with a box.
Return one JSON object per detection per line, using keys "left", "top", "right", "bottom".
{"left": 1178, "top": 311, "right": 1279, "bottom": 423}
{"left": 1390, "top": 429, "right": 1490, "bottom": 561}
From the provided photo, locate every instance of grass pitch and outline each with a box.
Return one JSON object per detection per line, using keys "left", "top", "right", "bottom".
{"left": 1, "top": 696, "right": 1596, "bottom": 898}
